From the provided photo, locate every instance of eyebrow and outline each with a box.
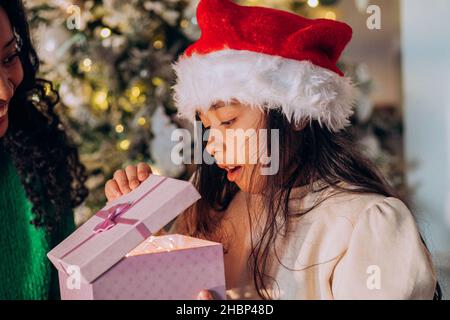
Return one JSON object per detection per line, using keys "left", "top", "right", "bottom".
{"left": 195, "top": 102, "right": 227, "bottom": 124}
{"left": 211, "top": 104, "right": 225, "bottom": 110}
{"left": 2, "top": 37, "right": 15, "bottom": 49}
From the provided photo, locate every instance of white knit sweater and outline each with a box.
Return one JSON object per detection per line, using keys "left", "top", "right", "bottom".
{"left": 168, "top": 180, "right": 437, "bottom": 300}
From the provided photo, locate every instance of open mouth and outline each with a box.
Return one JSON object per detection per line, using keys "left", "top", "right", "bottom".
{"left": 225, "top": 166, "right": 241, "bottom": 173}
{"left": 220, "top": 165, "right": 243, "bottom": 182}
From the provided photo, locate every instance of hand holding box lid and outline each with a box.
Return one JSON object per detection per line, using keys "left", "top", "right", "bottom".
{"left": 47, "top": 173, "right": 226, "bottom": 300}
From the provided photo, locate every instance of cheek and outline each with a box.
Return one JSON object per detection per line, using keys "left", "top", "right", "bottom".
{"left": 6, "top": 60, "right": 25, "bottom": 91}
{"left": 237, "top": 164, "right": 266, "bottom": 194}
{"left": 236, "top": 132, "right": 259, "bottom": 163}
{"left": 236, "top": 114, "right": 266, "bottom": 163}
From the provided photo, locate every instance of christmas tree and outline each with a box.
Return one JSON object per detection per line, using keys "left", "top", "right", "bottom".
{"left": 26, "top": 0, "right": 201, "bottom": 223}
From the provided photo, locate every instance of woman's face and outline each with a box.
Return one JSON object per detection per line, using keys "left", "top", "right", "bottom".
{"left": 198, "top": 100, "right": 267, "bottom": 193}
{"left": 0, "top": 7, "right": 24, "bottom": 138}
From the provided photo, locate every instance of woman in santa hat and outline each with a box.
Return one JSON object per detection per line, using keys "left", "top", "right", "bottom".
{"left": 106, "top": 0, "right": 440, "bottom": 300}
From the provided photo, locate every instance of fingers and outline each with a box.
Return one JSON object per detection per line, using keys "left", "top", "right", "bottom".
{"left": 105, "top": 179, "right": 122, "bottom": 202}
{"left": 137, "top": 162, "right": 152, "bottom": 181}
{"left": 105, "top": 163, "right": 152, "bottom": 202}
{"left": 125, "top": 165, "right": 139, "bottom": 190}
{"left": 197, "top": 290, "right": 213, "bottom": 300}
{"left": 113, "top": 169, "right": 132, "bottom": 194}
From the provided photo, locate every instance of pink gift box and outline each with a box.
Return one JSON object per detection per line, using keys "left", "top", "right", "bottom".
{"left": 47, "top": 175, "right": 226, "bottom": 300}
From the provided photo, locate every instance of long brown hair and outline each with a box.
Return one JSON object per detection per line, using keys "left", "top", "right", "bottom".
{"left": 0, "top": 0, "right": 88, "bottom": 235}
{"left": 178, "top": 108, "right": 441, "bottom": 300}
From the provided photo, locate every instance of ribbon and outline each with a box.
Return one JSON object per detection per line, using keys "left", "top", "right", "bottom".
{"left": 93, "top": 203, "right": 135, "bottom": 233}
{"left": 59, "top": 177, "right": 168, "bottom": 260}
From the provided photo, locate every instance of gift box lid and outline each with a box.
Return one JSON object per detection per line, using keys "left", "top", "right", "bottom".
{"left": 47, "top": 174, "right": 201, "bottom": 283}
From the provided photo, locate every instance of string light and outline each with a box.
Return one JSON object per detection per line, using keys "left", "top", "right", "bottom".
{"left": 151, "top": 77, "right": 164, "bottom": 87}
{"left": 83, "top": 58, "right": 92, "bottom": 67}
{"left": 137, "top": 117, "right": 146, "bottom": 126}
{"left": 140, "top": 70, "right": 149, "bottom": 78}
{"left": 137, "top": 95, "right": 146, "bottom": 104}
{"left": 92, "top": 90, "right": 108, "bottom": 110}
{"left": 307, "top": 0, "right": 319, "bottom": 8}
{"left": 153, "top": 40, "right": 164, "bottom": 49}
{"left": 324, "top": 11, "right": 336, "bottom": 20}
{"left": 115, "top": 124, "right": 124, "bottom": 133}
{"left": 100, "top": 27, "right": 112, "bottom": 38}
{"left": 180, "top": 19, "right": 189, "bottom": 28}
{"left": 130, "top": 86, "right": 141, "bottom": 98}
{"left": 119, "top": 97, "right": 133, "bottom": 112}
{"left": 80, "top": 58, "right": 92, "bottom": 72}
{"left": 128, "top": 85, "right": 146, "bottom": 105}
{"left": 43, "top": 83, "right": 52, "bottom": 96}
{"left": 119, "top": 139, "right": 131, "bottom": 151}
{"left": 44, "top": 39, "right": 57, "bottom": 53}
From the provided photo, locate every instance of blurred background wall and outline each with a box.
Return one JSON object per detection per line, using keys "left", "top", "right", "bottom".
{"left": 401, "top": 0, "right": 450, "bottom": 298}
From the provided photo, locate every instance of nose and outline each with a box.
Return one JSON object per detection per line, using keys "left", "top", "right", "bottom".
{"left": 0, "top": 70, "right": 14, "bottom": 104}
{"left": 205, "top": 128, "right": 225, "bottom": 161}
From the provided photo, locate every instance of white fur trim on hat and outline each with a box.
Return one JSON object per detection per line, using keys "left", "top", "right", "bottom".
{"left": 172, "top": 49, "right": 357, "bottom": 132}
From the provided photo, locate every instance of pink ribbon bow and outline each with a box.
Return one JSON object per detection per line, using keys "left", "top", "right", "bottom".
{"left": 59, "top": 177, "right": 168, "bottom": 260}
{"left": 93, "top": 202, "right": 135, "bottom": 233}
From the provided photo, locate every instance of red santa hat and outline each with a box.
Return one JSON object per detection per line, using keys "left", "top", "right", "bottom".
{"left": 172, "top": 0, "right": 356, "bottom": 132}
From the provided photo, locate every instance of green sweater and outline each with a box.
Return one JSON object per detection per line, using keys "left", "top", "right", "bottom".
{"left": 0, "top": 147, "right": 75, "bottom": 299}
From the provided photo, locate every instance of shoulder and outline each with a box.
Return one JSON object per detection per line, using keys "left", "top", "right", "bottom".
{"left": 290, "top": 183, "right": 437, "bottom": 299}
{"left": 287, "top": 188, "right": 399, "bottom": 248}
{"left": 299, "top": 183, "right": 425, "bottom": 251}
{"left": 287, "top": 183, "right": 431, "bottom": 267}
{"left": 297, "top": 181, "right": 414, "bottom": 230}
{"left": 330, "top": 193, "right": 437, "bottom": 299}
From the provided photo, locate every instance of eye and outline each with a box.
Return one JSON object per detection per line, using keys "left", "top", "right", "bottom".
{"left": 220, "top": 118, "right": 236, "bottom": 126}
{"left": 3, "top": 51, "right": 20, "bottom": 66}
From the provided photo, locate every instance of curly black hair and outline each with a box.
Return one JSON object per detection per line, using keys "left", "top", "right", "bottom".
{"left": 0, "top": 0, "right": 88, "bottom": 233}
